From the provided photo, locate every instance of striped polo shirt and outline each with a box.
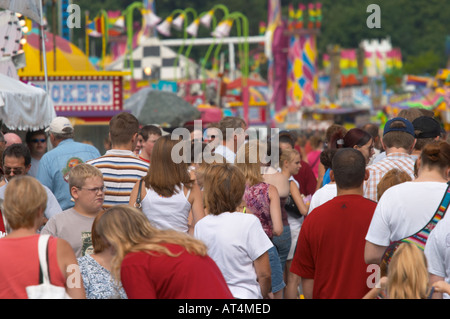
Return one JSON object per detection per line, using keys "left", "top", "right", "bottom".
{"left": 364, "top": 152, "right": 416, "bottom": 202}
{"left": 87, "top": 149, "right": 149, "bottom": 208}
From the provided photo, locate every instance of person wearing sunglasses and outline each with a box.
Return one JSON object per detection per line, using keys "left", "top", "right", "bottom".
{"left": 41, "top": 163, "right": 105, "bottom": 258}
{"left": 0, "top": 144, "right": 62, "bottom": 235}
{"left": 25, "top": 129, "right": 48, "bottom": 178}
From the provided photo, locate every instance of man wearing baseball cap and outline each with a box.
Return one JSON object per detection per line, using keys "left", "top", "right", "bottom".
{"left": 37, "top": 117, "right": 101, "bottom": 210}
{"left": 363, "top": 117, "right": 417, "bottom": 202}
{"left": 411, "top": 116, "right": 442, "bottom": 158}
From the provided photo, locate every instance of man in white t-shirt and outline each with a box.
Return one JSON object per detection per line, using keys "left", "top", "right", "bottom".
{"left": 365, "top": 181, "right": 448, "bottom": 265}
{"left": 307, "top": 182, "right": 337, "bottom": 214}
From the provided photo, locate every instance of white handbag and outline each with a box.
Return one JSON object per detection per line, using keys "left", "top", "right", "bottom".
{"left": 26, "top": 235, "right": 71, "bottom": 299}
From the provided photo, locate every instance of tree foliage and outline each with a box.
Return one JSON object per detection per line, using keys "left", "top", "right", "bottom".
{"left": 69, "top": 0, "right": 449, "bottom": 76}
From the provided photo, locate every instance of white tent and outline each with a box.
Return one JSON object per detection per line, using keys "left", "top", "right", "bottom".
{"left": 106, "top": 37, "right": 198, "bottom": 81}
{"left": 0, "top": 73, "right": 55, "bottom": 130}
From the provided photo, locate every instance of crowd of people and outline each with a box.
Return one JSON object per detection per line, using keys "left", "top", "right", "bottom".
{"left": 0, "top": 107, "right": 450, "bottom": 299}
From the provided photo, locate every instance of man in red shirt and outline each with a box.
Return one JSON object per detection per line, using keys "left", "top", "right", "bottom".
{"left": 290, "top": 148, "right": 377, "bottom": 299}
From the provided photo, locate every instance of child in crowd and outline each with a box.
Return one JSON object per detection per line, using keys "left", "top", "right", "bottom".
{"left": 41, "top": 164, "right": 105, "bottom": 257}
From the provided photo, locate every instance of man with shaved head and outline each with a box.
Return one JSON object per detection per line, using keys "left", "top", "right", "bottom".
{"left": 290, "top": 148, "right": 377, "bottom": 299}
{"left": 4, "top": 133, "right": 22, "bottom": 147}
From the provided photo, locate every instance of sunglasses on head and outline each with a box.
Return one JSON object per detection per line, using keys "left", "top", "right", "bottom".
{"left": 31, "top": 138, "right": 46, "bottom": 143}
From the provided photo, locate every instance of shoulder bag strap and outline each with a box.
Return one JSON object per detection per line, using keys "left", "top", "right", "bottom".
{"left": 134, "top": 179, "right": 144, "bottom": 209}
{"left": 400, "top": 182, "right": 450, "bottom": 248}
{"left": 37, "top": 234, "right": 51, "bottom": 285}
{"left": 421, "top": 181, "right": 450, "bottom": 230}
{"left": 421, "top": 182, "right": 450, "bottom": 230}
{"left": 436, "top": 182, "right": 450, "bottom": 218}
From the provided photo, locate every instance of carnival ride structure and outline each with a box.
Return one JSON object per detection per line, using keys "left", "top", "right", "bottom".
{"left": 1, "top": 0, "right": 448, "bottom": 137}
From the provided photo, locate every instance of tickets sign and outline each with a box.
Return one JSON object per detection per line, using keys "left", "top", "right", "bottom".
{"left": 20, "top": 73, "right": 124, "bottom": 117}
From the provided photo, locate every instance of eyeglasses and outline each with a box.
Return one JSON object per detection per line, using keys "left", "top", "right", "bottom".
{"left": 3, "top": 167, "right": 24, "bottom": 175}
{"left": 77, "top": 186, "right": 107, "bottom": 194}
{"left": 31, "top": 138, "right": 46, "bottom": 143}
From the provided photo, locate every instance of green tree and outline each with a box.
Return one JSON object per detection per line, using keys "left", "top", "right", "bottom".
{"left": 403, "top": 50, "right": 443, "bottom": 75}
{"left": 67, "top": 0, "right": 449, "bottom": 76}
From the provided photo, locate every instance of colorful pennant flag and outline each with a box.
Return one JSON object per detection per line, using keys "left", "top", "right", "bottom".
{"left": 107, "top": 12, "right": 125, "bottom": 37}
{"left": 296, "top": 4, "right": 305, "bottom": 29}
{"left": 86, "top": 19, "right": 101, "bottom": 37}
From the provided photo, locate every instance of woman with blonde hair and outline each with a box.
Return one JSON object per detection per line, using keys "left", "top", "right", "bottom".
{"left": 129, "top": 135, "right": 205, "bottom": 235}
{"left": 235, "top": 141, "right": 284, "bottom": 298}
{"left": 0, "top": 175, "right": 85, "bottom": 299}
{"left": 235, "top": 141, "right": 283, "bottom": 239}
{"left": 194, "top": 164, "right": 273, "bottom": 299}
{"left": 364, "top": 242, "right": 432, "bottom": 299}
{"left": 279, "top": 148, "right": 308, "bottom": 299}
{"left": 387, "top": 243, "right": 432, "bottom": 299}
{"left": 96, "top": 205, "right": 232, "bottom": 299}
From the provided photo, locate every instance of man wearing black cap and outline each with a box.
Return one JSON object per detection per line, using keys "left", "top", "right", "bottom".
{"left": 363, "top": 117, "right": 417, "bottom": 202}
{"left": 411, "top": 116, "right": 442, "bottom": 158}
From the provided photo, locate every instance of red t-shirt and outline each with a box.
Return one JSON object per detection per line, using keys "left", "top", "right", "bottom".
{"left": 120, "top": 243, "right": 233, "bottom": 299}
{"left": 0, "top": 235, "right": 65, "bottom": 299}
{"left": 291, "top": 195, "right": 376, "bottom": 299}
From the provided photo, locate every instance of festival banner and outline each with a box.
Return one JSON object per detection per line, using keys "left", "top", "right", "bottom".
{"left": 287, "top": 33, "right": 318, "bottom": 108}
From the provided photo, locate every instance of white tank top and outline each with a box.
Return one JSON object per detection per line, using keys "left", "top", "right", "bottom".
{"left": 142, "top": 184, "right": 192, "bottom": 233}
